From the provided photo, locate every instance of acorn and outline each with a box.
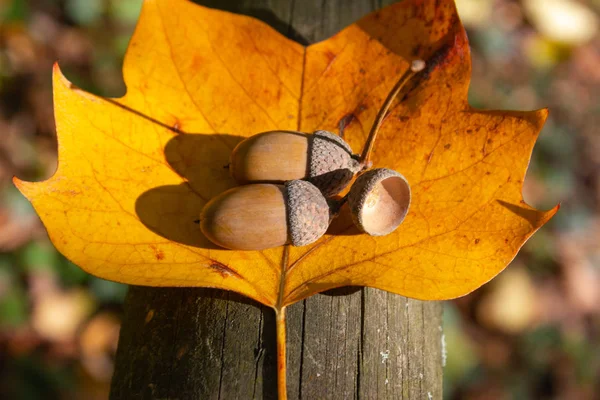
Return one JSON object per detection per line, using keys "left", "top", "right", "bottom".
{"left": 229, "top": 130, "right": 361, "bottom": 197}
{"left": 347, "top": 168, "right": 411, "bottom": 236}
{"left": 229, "top": 60, "right": 426, "bottom": 198}
{"left": 200, "top": 180, "right": 333, "bottom": 250}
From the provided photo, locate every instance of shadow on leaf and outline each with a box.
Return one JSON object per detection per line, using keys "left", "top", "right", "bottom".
{"left": 497, "top": 200, "right": 549, "bottom": 227}
{"left": 327, "top": 204, "right": 362, "bottom": 237}
{"left": 136, "top": 133, "right": 245, "bottom": 249}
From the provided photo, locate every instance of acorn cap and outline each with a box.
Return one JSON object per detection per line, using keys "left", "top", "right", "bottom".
{"left": 308, "top": 130, "right": 361, "bottom": 197}
{"left": 348, "top": 168, "right": 411, "bottom": 236}
{"left": 284, "top": 180, "right": 331, "bottom": 246}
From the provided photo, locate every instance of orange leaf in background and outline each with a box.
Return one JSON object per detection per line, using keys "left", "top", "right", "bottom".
{"left": 14, "top": 0, "right": 557, "bottom": 309}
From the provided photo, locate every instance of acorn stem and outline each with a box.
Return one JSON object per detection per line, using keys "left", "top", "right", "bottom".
{"left": 276, "top": 307, "right": 287, "bottom": 400}
{"left": 359, "top": 59, "right": 426, "bottom": 166}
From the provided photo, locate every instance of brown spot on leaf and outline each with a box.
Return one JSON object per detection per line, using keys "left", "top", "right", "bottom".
{"left": 338, "top": 113, "right": 356, "bottom": 138}
{"left": 444, "top": 143, "right": 451, "bottom": 150}
{"left": 150, "top": 245, "right": 165, "bottom": 260}
{"left": 474, "top": 238, "right": 480, "bottom": 244}
{"left": 418, "top": 33, "right": 456, "bottom": 81}
{"left": 190, "top": 54, "right": 204, "bottom": 72}
{"left": 210, "top": 261, "right": 242, "bottom": 279}
{"left": 324, "top": 50, "right": 336, "bottom": 63}
{"left": 172, "top": 119, "right": 182, "bottom": 132}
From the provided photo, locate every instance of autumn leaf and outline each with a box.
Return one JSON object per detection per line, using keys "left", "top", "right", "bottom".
{"left": 14, "top": 0, "right": 556, "bottom": 310}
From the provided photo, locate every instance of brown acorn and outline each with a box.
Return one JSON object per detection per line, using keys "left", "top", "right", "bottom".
{"left": 200, "top": 180, "right": 332, "bottom": 250}
{"left": 229, "top": 130, "right": 361, "bottom": 197}
{"left": 347, "top": 168, "right": 411, "bottom": 236}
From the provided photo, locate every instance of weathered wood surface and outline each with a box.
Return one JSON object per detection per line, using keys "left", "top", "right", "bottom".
{"left": 110, "top": 1, "right": 443, "bottom": 399}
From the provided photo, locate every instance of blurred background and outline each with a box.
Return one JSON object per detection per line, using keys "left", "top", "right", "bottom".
{"left": 0, "top": 0, "right": 598, "bottom": 399}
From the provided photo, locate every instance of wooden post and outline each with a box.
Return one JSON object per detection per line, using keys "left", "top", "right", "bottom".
{"left": 110, "top": 1, "right": 443, "bottom": 399}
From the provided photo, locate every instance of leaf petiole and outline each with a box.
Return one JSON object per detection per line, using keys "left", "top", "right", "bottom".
{"left": 276, "top": 307, "right": 287, "bottom": 400}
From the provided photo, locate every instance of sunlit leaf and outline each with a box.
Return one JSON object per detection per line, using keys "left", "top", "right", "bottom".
{"left": 14, "top": 0, "right": 557, "bottom": 309}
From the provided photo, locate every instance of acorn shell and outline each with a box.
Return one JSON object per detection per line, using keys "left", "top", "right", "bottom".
{"left": 308, "top": 130, "right": 361, "bottom": 197}
{"left": 348, "top": 168, "right": 411, "bottom": 236}
{"left": 229, "top": 130, "right": 360, "bottom": 197}
{"left": 285, "top": 179, "right": 331, "bottom": 246}
{"left": 200, "top": 181, "right": 330, "bottom": 250}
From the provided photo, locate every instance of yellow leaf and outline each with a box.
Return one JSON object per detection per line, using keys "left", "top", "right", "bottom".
{"left": 14, "top": 0, "right": 557, "bottom": 310}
